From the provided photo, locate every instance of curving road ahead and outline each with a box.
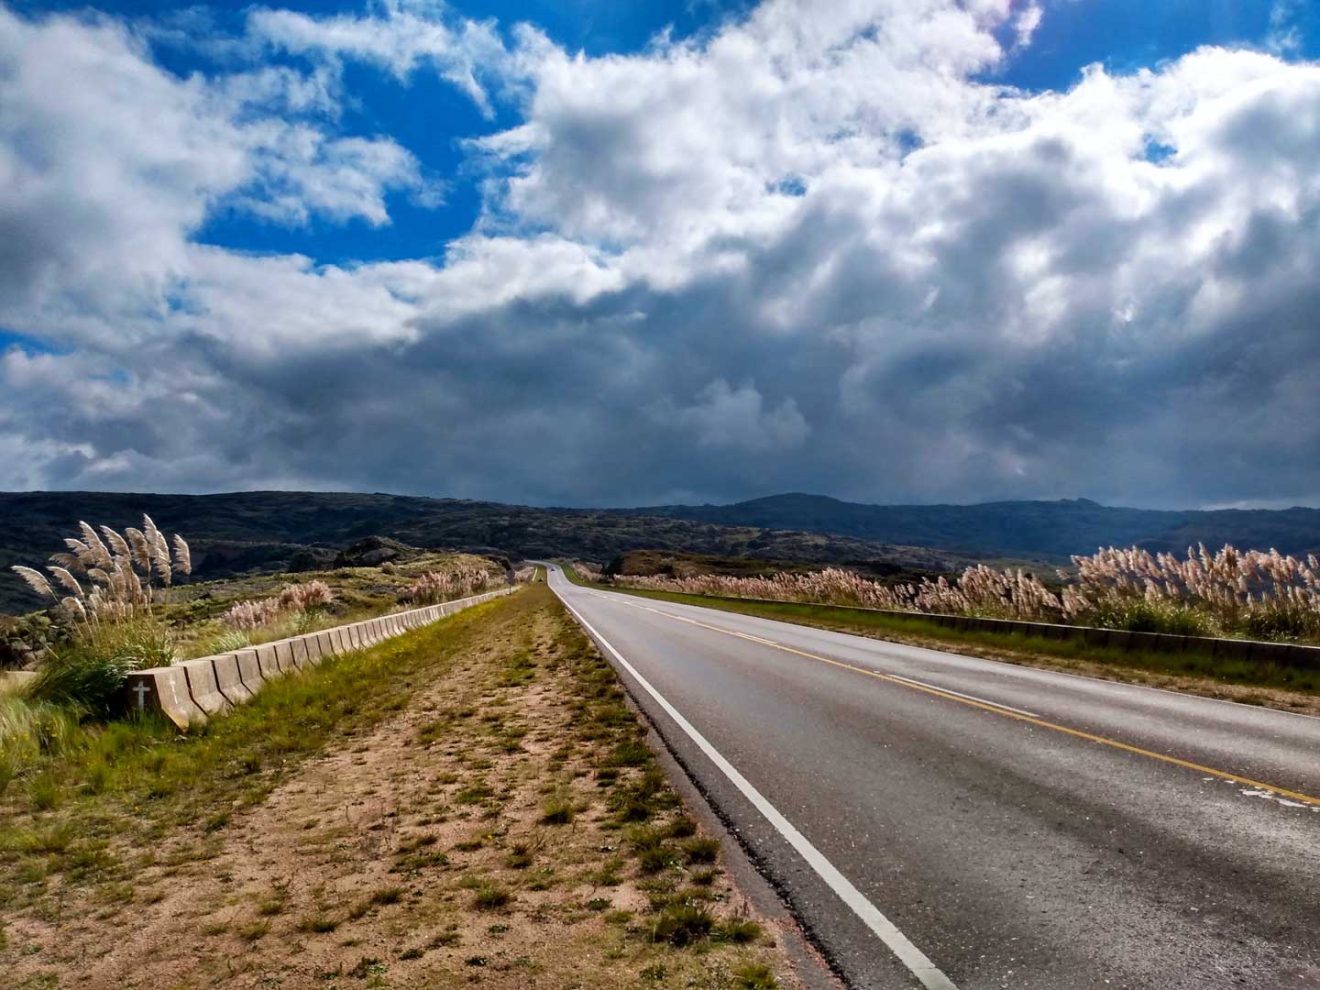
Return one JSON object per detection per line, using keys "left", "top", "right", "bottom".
{"left": 544, "top": 565, "right": 1320, "bottom": 990}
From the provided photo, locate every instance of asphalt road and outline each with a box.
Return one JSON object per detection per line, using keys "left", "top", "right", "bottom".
{"left": 544, "top": 565, "right": 1320, "bottom": 990}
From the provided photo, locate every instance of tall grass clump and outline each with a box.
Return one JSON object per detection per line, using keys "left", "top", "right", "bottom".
{"left": 0, "top": 695, "right": 83, "bottom": 796}
{"left": 10, "top": 514, "right": 190, "bottom": 716}
{"left": 403, "top": 564, "right": 498, "bottom": 605}
{"left": 614, "top": 544, "right": 1320, "bottom": 644}
{"left": 221, "top": 580, "right": 335, "bottom": 632}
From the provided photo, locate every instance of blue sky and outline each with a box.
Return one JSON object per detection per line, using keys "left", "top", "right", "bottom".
{"left": 2, "top": 0, "right": 1320, "bottom": 507}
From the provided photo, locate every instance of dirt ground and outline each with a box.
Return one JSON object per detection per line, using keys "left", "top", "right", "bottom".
{"left": 3, "top": 587, "right": 800, "bottom": 990}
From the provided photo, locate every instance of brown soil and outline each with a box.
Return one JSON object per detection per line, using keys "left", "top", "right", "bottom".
{"left": 3, "top": 587, "right": 798, "bottom": 989}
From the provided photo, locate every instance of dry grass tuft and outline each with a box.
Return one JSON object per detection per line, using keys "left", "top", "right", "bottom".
{"left": 615, "top": 543, "right": 1320, "bottom": 644}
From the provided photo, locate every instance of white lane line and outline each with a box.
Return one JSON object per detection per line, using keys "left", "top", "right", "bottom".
{"left": 554, "top": 585, "right": 959, "bottom": 990}
{"left": 595, "top": 590, "right": 1042, "bottom": 719}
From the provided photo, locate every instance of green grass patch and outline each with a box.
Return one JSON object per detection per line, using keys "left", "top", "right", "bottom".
{"left": 471, "top": 881, "right": 512, "bottom": 910}
{"left": 733, "top": 962, "right": 779, "bottom": 989}
{"left": 540, "top": 793, "right": 575, "bottom": 825}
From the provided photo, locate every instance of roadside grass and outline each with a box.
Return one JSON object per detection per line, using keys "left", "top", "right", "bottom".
{"left": 163, "top": 551, "right": 504, "bottom": 658}
{"left": 0, "top": 596, "right": 514, "bottom": 918}
{"left": 2, "top": 581, "right": 794, "bottom": 990}
{"left": 559, "top": 566, "right": 1320, "bottom": 710}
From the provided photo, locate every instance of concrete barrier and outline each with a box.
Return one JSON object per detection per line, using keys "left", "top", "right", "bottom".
{"left": 180, "top": 658, "right": 232, "bottom": 716}
{"left": 211, "top": 653, "right": 254, "bottom": 705}
{"left": 234, "top": 649, "right": 265, "bottom": 693}
{"left": 126, "top": 667, "right": 206, "bottom": 730}
{"left": 283, "top": 638, "right": 306, "bottom": 670}
{"left": 254, "top": 643, "right": 282, "bottom": 680}
{"left": 125, "top": 585, "right": 520, "bottom": 728}
{"left": 274, "top": 639, "right": 299, "bottom": 673}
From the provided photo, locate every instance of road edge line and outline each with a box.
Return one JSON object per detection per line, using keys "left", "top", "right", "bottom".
{"left": 553, "top": 581, "right": 959, "bottom": 990}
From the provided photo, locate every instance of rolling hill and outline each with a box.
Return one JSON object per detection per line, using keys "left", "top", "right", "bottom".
{"left": 0, "top": 491, "right": 959, "bottom": 613}
{"left": 5, "top": 489, "right": 1318, "bottom": 615}
{"left": 633, "top": 493, "right": 1320, "bottom": 560}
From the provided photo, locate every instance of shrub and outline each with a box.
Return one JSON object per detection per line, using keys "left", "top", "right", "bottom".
{"left": 0, "top": 696, "right": 83, "bottom": 797}
{"left": 650, "top": 901, "right": 714, "bottom": 945}
{"left": 222, "top": 581, "right": 336, "bottom": 632}
{"left": 30, "top": 614, "right": 174, "bottom": 718}
{"left": 403, "top": 566, "right": 497, "bottom": 605}
{"left": 10, "top": 515, "right": 188, "bottom": 716}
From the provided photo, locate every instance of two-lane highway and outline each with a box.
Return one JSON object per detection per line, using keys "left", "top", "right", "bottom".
{"left": 545, "top": 565, "right": 1320, "bottom": 989}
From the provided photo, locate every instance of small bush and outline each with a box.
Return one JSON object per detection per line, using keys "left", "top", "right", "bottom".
{"left": 650, "top": 902, "right": 714, "bottom": 946}
{"left": 733, "top": 963, "right": 779, "bottom": 989}
{"left": 541, "top": 794, "right": 575, "bottom": 825}
{"left": 665, "top": 815, "right": 697, "bottom": 839}
{"left": 0, "top": 695, "right": 84, "bottom": 797}
{"left": 30, "top": 615, "right": 174, "bottom": 718}
{"left": 296, "top": 914, "right": 339, "bottom": 933}
{"left": 714, "top": 918, "right": 762, "bottom": 943}
{"left": 682, "top": 836, "right": 720, "bottom": 864}
{"left": 472, "top": 882, "right": 511, "bottom": 910}
{"left": 238, "top": 920, "right": 270, "bottom": 942}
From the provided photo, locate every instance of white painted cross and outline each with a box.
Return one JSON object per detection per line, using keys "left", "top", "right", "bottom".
{"left": 132, "top": 681, "right": 151, "bottom": 711}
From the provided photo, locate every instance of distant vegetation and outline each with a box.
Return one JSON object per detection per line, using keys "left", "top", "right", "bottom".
{"left": 612, "top": 544, "right": 1320, "bottom": 644}
{"left": 605, "top": 549, "right": 941, "bottom": 585}
{"left": 1, "top": 510, "right": 516, "bottom": 800}
{"left": 0, "top": 491, "right": 965, "bottom": 614}
{"left": 5, "top": 489, "right": 1319, "bottom": 615}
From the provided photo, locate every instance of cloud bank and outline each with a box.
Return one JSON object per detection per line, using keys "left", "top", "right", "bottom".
{"left": 1, "top": 0, "right": 1319, "bottom": 508}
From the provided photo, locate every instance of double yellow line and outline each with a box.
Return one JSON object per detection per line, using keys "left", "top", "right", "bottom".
{"left": 605, "top": 593, "right": 1320, "bottom": 810}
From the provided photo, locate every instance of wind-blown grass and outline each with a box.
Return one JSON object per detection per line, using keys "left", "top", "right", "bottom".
{"left": 10, "top": 516, "right": 191, "bottom": 720}
{"left": 612, "top": 544, "right": 1320, "bottom": 644}
{"left": 403, "top": 564, "right": 500, "bottom": 605}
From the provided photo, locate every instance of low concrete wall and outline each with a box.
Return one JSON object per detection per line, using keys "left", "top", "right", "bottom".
{"left": 180, "top": 658, "right": 231, "bottom": 716}
{"left": 124, "top": 666, "right": 205, "bottom": 728}
{"left": 658, "top": 592, "right": 1320, "bottom": 671}
{"left": 211, "top": 653, "right": 254, "bottom": 705}
{"left": 125, "top": 586, "right": 518, "bottom": 730}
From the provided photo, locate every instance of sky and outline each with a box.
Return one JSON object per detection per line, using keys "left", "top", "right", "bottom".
{"left": 1, "top": 0, "right": 1319, "bottom": 510}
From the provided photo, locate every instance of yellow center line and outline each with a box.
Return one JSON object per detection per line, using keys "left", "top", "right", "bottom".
{"left": 604, "top": 593, "right": 1320, "bottom": 810}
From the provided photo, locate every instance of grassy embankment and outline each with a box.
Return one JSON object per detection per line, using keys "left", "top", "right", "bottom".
{"left": 1, "top": 583, "right": 792, "bottom": 990}
{"left": 560, "top": 566, "right": 1320, "bottom": 713}
{"left": 162, "top": 551, "right": 505, "bottom": 658}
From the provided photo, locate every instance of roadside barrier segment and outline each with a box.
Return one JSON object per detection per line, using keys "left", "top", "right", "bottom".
{"left": 125, "top": 586, "right": 519, "bottom": 730}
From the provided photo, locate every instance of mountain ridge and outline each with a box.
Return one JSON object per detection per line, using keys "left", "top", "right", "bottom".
{"left": 4, "top": 489, "right": 1319, "bottom": 614}
{"left": 629, "top": 492, "right": 1320, "bottom": 559}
